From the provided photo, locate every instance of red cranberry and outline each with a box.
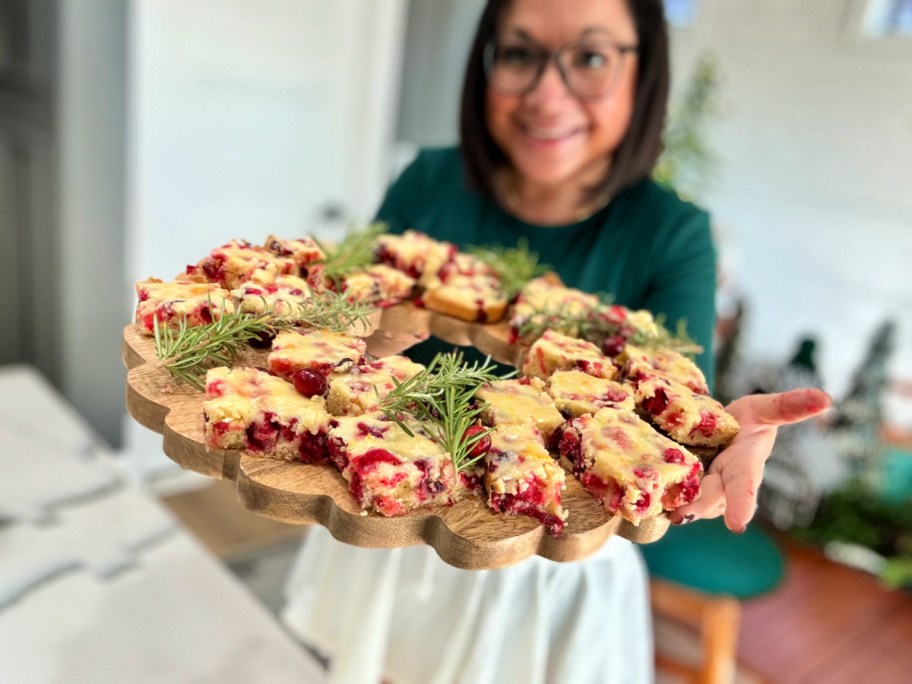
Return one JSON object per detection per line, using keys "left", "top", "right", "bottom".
{"left": 248, "top": 329, "right": 275, "bottom": 349}
{"left": 357, "top": 422, "right": 388, "bottom": 438}
{"left": 642, "top": 388, "right": 669, "bottom": 416}
{"left": 663, "top": 448, "right": 686, "bottom": 464}
{"left": 601, "top": 334, "right": 626, "bottom": 357}
{"left": 634, "top": 491, "right": 652, "bottom": 513}
{"left": 463, "top": 425, "right": 491, "bottom": 458}
{"left": 693, "top": 411, "right": 718, "bottom": 438}
{"left": 292, "top": 368, "right": 328, "bottom": 398}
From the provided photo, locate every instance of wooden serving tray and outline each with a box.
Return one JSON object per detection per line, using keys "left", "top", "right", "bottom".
{"left": 123, "top": 306, "right": 670, "bottom": 570}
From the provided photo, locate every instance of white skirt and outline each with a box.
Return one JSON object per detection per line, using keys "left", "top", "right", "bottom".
{"left": 282, "top": 526, "right": 654, "bottom": 684}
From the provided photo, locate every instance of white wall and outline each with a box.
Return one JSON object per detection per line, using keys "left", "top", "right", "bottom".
{"left": 126, "top": 0, "right": 407, "bottom": 285}
{"left": 670, "top": 0, "right": 912, "bottom": 404}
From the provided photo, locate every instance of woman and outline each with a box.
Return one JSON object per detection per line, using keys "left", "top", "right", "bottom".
{"left": 283, "top": 1, "right": 830, "bottom": 681}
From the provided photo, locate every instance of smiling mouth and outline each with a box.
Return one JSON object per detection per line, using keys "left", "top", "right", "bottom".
{"left": 521, "top": 125, "right": 584, "bottom": 142}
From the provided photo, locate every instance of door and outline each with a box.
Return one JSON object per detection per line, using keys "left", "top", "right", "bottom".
{"left": 0, "top": 0, "right": 59, "bottom": 381}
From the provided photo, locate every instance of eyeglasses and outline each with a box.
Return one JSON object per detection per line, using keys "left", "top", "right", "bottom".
{"left": 483, "top": 36, "right": 638, "bottom": 100}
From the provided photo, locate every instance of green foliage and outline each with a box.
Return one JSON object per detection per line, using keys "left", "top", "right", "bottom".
{"left": 653, "top": 53, "right": 723, "bottom": 201}
{"left": 791, "top": 480, "right": 912, "bottom": 588}
{"left": 881, "top": 557, "right": 912, "bottom": 590}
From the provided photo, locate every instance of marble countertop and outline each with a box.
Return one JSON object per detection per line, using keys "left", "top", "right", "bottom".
{"left": 0, "top": 365, "right": 325, "bottom": 683}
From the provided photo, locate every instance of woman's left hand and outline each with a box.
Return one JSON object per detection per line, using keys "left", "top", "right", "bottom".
{"left": 668, "top": 388, "right": 832, "bottom": 532}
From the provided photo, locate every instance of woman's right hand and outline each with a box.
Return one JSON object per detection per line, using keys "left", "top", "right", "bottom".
{"left": 669, "top": 387, "right": 832, "bottom": 532}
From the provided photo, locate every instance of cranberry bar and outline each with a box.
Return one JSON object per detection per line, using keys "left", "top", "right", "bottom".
{"left": 522, "top": 330, "right": 617, "bottom": 380}
{"left": 422, "top": 273, "right": 508, "bottom": 324}
{"left": 268, "top": 329, "right": 367, "bottom": 379}
{"left": 546, "top": 369, "right": 635, "bottom": 417}
{"left": 336, "top": 264, "right": 416, "bottom": 307}
{"left": 327, "top": 413, "right": 457, "bottom": 516}
{"left": 327, "top": 355, "right": 425, "bottom": 416}
{"left": 620, "top": 344, "right": 710, "bottom": 395}
{"left": 185, "top": 239, "right": 296, "bottom": 289}
{"left": 509, "top": 277, "right": 599, "bottom": 340}
{"left": 375, "top": 230, "right": 457, "bottom": 285}
{"left": 203, "top": 366, "right": 331, "bottom": 463}
{"left": 263, "top": 234, "right": 326, "bottom": 283}
{"left": 475, "top": 377, "right": 565, "bottom": 442}
{"left": 484, "top": 423, "right": 568, "bottom": 535}
{"left": 231, "top": 274, "right": 311, "bottom": 318}
{"left": 636, "top": 375, "right": 740, "bottom": 448}
{"left": 556, "top": 408, "right": 703, "bottom": 525}
{"left": 135, "top": 278, "right": 234, "bottom": 334}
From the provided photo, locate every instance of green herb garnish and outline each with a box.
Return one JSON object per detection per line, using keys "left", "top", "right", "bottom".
{"left": 518, "top": 303, "right": 702, "bottom": 357}
{"left": 153, "top": 292, "right": 375, "bottom": 390}
{"left": 316, "top": 222, "right": 388, "bottom": 285}
{"left": 378, "top": 351, "right": 511, "bottom": 472}
{"left": 468, "top": 238, "right": 550, "bottom": 299}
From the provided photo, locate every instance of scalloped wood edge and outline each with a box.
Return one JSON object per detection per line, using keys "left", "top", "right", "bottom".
{"left": 122, "top": 305, "right": 670, "bottom": 570}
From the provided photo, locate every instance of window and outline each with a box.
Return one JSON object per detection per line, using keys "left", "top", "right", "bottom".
{"left": 664, "top": 0, "right": 698, "bottom": 28}
{"left": 864, "top": 0, "right": 912, "bottom": 36}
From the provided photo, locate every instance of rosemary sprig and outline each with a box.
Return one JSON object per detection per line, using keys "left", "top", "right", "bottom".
{"left": 468, "top": 238, "right": 550, "bottom": 300}
{"left": 378, "top": 352, "right": 510, "bottom": 472}
{"left": 517, "top": 303, "right": 703, "bottom": 357}
{"left": 291, "top": 289, "right": 376, "bottom": 335}
{"left": 629, "top": 316, "right": 703, "bottom": 356}
{"left": 153, "top": 305, "right": 277, "bottom": 390}
{"left": 315, "top": 222, "right": 388, "bottom": 285}
{"left": 153, "top": 292, "right": 375, "bottom": 390}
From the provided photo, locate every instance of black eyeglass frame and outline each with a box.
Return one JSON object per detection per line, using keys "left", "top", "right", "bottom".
{"left": 483, "top": 36, "right": 639, "bottom": 100}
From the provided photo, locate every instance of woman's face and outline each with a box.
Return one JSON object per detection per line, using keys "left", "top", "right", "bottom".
{"left": 485, "top": 0, "right": 639, "bottom": 189}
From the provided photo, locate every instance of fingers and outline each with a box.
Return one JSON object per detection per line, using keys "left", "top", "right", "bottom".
{"left": 669, "top": 429, "right": 774, "bottom": 532}
{"left": 669, "top": 472, "right": 725, "bottom": 525}
{"left": 716, "top": 432, "right": 772, "bottom": 532}
{"left": 727, "top": 387, "right": 832, "bottom": 427}
{"left": 667, "top": 388, "right": 832, "bottom": 532}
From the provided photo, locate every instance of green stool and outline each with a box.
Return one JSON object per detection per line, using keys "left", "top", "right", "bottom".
{"left": 640, "top": 518, "right": 786, "bottom": 599}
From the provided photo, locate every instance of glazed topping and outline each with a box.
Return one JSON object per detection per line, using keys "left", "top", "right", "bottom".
{"left": 476, "top": 378, "right": 564, "bottom": 439}
{"left": 203, "top": 366, "right": 330, "bottom": 434}
{"left": 547, "top": 370, "right": 635, "bottom": 415}
{"left": 331, "top": 413, "right": 449, "bottom": 463}
{"left": 621, "top": 344, "right": 709, "bottom": 395}
{"left": 268, "top": 330, "right": 367, "bottom": 377}
{"left": 232, "top": 274, "right": 312, "bottom": 316}
{"left": 522, "top": 329, "right": 617, "bottom": 380}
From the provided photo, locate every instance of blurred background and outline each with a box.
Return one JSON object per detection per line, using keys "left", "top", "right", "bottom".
{"left": 2, "top": 1, "right": 912, "bottom": 682}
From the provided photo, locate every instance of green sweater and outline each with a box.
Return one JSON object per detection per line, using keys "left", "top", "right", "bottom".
{"left": 375, "top": 147, "right": 717, "bottom": 388}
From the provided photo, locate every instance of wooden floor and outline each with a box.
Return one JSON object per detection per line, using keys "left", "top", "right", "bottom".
{"left": 161, "top": 479, "right": 306, "bottom": 561}
{"left": 737, "top": 534, "right": 912, "bottom": 683}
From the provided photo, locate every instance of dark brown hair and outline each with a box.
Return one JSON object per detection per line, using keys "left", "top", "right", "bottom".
{"left": 459, "top": 0, "right": 670, "bottom": 202}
